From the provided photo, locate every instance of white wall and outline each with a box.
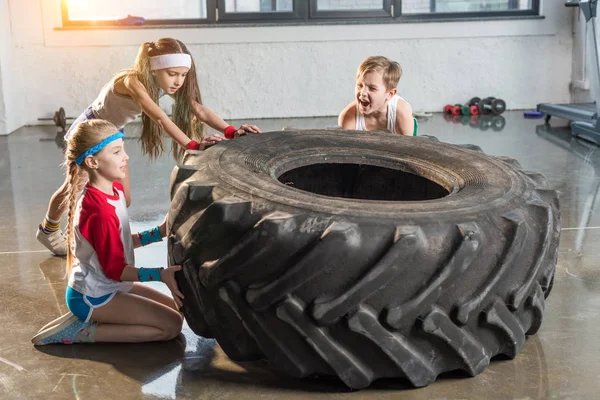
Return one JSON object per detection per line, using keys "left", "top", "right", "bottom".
{"left": 0, "top": 0, "right": 7, "bottom": 135}
{"left": 1, "top": 0, "right": 574, "bottom": 135}
{"left": 0, "top": 0, "right": 19, "bottom": 135}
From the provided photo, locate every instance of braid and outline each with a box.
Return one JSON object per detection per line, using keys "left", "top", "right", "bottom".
{"left": 64, "top": 162, "right": 81, "bottom": 275}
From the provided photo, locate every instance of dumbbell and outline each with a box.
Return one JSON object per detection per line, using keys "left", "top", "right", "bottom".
{"left": 467, "top": 97, "right": 481, "bottom": 115}
{"left": 54, "top": 108, "right": 67, "bottom": 131}
{"left": 468, "top": 97, "right": 481, "bottom": 106}
{"left": 38, "top": 107, "right": 73, "bottom": 132}
{"left": 444, "top": 104, "right": 465, "bottom": 115}
{"left": 444, "top": 103, "right": 477, "bottom": 116}
{"left": 458, "top": 98, "right": 480, "bottom": 115}
{"left": 478, "top": 97, "right": 506, "bottom": 115}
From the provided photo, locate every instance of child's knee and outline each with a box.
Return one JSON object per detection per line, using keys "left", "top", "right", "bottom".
{"left": 162, "top": 312, "right": 183, "bottom": 340}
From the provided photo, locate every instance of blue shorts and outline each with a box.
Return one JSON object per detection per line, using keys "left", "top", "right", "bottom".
{"left": 65, "top": 286, "right": 116, "bottom": 322}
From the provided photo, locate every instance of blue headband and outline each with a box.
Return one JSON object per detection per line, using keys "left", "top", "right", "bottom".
{"left": 75, "top": 132, "right": 124, "bottom": 166}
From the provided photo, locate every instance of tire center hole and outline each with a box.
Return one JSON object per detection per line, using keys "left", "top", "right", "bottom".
{"left": 278, "top": 163, "right": 449, "bottom": 201}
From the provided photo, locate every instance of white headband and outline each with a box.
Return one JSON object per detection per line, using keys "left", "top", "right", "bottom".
{"left": 149, "top": 54, "right": 192, "bottom": 70}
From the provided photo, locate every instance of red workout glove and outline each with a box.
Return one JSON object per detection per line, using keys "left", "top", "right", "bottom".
{"left": 224, "top": 125, "right": 237, "bottom": 140}
{"left": 186, "top": 140, "right": 200, "bottom": 150}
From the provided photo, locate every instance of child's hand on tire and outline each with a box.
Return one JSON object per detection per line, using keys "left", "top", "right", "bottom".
{"left": 161, "top": 266, "right": 185, "bottom": 309}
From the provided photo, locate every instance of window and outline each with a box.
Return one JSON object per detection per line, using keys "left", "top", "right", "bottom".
{"left": 402, "top": 0, "right": 536, "bottom": 15}
{"left": 317, "top": 0, "right": 386, "bottom": 10}
{"left": 217, "top": 0, "right": 304, "bottom": 21}
{"left": 62, "top": 0, "right": 213, "bottom": 26}
{"left": 224, "top": 0, "right": 294, "bottom": 12}
{"left": 311, "top": 0, "right": 394, "bottom": 19}
{"left": 61, "top": 0, "right": 540, "bottom": 27}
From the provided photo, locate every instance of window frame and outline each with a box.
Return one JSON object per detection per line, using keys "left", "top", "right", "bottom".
{"left": 60, "top": 0, "right": 542, "bottom": 28}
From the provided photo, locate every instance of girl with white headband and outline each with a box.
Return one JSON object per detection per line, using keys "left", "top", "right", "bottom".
{"left": 32, "top": 119, "right": 185, "bottom": 345}
{"left": 37, "top": 37, "right": 260, "bottom": 256}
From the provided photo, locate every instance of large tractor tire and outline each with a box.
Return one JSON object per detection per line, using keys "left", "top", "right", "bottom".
{"left": 167, "top": 130, "right": 560, "bottom": 389}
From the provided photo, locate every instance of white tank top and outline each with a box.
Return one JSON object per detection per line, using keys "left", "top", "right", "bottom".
{"left": 356, "top": 95, "right": 403, "bottom": 133}
{"left": 90, "top": 80, "right": 143, "bottom": 129}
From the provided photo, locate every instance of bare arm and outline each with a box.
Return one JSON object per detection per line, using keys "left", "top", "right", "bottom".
{"left": 396, "top": 99, "right": 414, "bottom": 136}
{"left": 123, "top": 76, "right": 191, "bottom": 148}
{"left": 338, "top": 101, "right": 357, "bottom": 129}
{"left": 192, "top": 100, "right": 230, "bottom": 132}
{"left": 192, "top": 100, "right": 260, "bottom": 135}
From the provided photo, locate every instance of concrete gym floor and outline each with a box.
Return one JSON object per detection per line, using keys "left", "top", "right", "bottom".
{"left": 0, "top": 112, "right": 599, "bottom": 399}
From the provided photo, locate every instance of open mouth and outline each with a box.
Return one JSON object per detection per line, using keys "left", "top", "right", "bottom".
{"left": 359, "top": 99, "right": 370, "bottom": 109}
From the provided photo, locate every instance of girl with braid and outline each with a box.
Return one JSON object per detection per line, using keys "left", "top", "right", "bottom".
{"left": 37, "top": 37, "right": 260, "bottom": 256}
{"left": 32, "top": 120, "right": 184, "bottom": 345}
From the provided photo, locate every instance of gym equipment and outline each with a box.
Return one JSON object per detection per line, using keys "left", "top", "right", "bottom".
{"left": 467, "top": 97, "right": 481, "bottom": 115}
{"left": 413, "top": 110, "right": 433, "bottom": 119}
{"left": 478, "top": 97, "right": 506, "bottom": 115}
{"left": 468, "top": 97, "right": 481, "bottom": 106}
{"left": 169, "top": 130, "right": 559, "bottom": 389}
{"left": 444, "top": 103, "right": 478, "bottom": 116}
{"left": 537, "top": 0, "right": 600, "bottom": 145}
{"left": 443, "top": 104, "right": 468, "bottom": 115}
{"left": 524, "top": 111, "right": 545, "bottom": 118}
{"left": 445, "top": 97, "right": 504, "bottom": 116}
{"left": 37, "top": 107, "right": 73, "bottom": 132}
